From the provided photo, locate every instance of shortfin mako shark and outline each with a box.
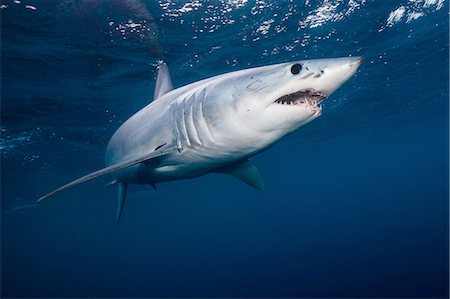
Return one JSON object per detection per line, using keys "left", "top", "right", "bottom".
{"left": 38, "top": 57, "right": 363, "bottom": 222}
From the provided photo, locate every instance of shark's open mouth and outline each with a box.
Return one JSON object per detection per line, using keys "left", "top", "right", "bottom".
{"left": 274, "top": 89, "right": 327, "bottom": 112}
{"left": 275, "top": 89, "right": 328, "bottom": 105}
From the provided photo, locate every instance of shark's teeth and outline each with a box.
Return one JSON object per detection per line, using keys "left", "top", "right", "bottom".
{"left": 273, "top": 89, "right": 326, "bottom": 115}
{"left": 274, "top": 89, "right": 327, "bottom": 107}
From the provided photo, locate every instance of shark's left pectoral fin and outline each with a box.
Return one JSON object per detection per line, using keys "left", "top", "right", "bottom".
{"left": 153, "top": 61, "right": 173, "bottom": 100}
{"left": 37, "top": 143, "right": 177, "bottom": 203}
{"left": 217, "top": 159, "right": 265, "bottom": 190}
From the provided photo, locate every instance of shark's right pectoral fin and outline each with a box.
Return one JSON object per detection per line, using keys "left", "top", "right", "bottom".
{"left": 37, "top": 144, "right": 177, "bottom": 203}
{"left": 217, "top": 159, "right": 265, "bottom": 190}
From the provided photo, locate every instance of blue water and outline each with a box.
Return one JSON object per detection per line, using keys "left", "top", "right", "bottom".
{"left": 1, "top": 0, "right": 448, "bottom": 298}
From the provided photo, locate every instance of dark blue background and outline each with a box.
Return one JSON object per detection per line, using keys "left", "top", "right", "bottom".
{"left": 1, "top": 0, "right": 448, "bottom": 297}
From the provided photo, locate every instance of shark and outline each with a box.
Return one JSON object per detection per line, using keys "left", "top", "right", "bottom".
{"left": 38, "top": 57, "right": 363, "bottom": 222}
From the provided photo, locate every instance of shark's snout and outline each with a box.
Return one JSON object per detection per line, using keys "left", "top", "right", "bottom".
{"left": 350, "top": 56, "right": 364, "bottom": 68}
{"left": 317, "top": 56, "right": 363, "bottom": 95}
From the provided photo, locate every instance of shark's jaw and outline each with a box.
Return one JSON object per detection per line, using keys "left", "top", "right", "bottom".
{"left": 273, "top": 88, "right": 328, "bottom": 115}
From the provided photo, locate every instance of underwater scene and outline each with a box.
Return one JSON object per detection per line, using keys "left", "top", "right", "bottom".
{"left": 1, "top": 0, "right": 449, "bottom": 298}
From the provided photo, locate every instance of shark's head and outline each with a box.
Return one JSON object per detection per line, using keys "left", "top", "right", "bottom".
{"left": 204, "top": 57, "right": 363, "bottom": 153}
{"left": 232, "top": 57, "right": 363, "bottom": 131}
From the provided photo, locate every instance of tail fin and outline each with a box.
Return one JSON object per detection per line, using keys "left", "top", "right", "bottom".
{"left": 116, "top": 183, "right": 128, "bottom": 223}
{"left": 37, "top": 143, "right": 176, "bottom": 203}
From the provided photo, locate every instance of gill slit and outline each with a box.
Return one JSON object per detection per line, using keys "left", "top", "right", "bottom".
{"left": 198, "top": 89, "right": 215, "bottom": 143}
{"left": 170, "top": 104, "right": 183, "bottom": 152}
{"left": 185, "top": 94, "right": 202, "bottom": 146}
{"left": 179, "top": 101, "right": 191, "bottom": 148}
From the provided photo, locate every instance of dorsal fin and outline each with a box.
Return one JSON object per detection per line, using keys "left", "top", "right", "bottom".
{"left": 153, "top": 61, "right": 173, "bottom": 100}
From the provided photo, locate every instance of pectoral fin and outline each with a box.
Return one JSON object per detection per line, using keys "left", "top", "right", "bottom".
{"left": 37, "top": 144, "right": 177, "bottom": 203}
{"left": 217, "top": 159, "right": 265, "bottom": 190}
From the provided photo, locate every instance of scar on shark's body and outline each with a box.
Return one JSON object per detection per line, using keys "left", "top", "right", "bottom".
{"left": 38, "top": 57, "right": 363, "bottom": 222}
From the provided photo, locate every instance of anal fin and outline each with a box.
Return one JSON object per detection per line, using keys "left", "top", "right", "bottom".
{"left": 116, "top": 183, "right": 128, "bottom": 223}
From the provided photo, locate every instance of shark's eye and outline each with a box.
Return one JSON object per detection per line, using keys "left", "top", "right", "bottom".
{"left": 291, "top": 63, "right": 302, "bottom": 75}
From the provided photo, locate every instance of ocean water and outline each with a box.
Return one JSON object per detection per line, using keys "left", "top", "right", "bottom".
{"left": 1, "top": 0, "right": 448, "bottom": 298}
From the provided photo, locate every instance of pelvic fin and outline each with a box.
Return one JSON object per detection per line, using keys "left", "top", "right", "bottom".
{"left": 116, "top": 183, "right": 128, "bottom": 223}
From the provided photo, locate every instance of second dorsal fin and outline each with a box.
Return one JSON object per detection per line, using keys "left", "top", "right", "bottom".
{"left": 153, "top": 61, "right": 173, "bottom": 100}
